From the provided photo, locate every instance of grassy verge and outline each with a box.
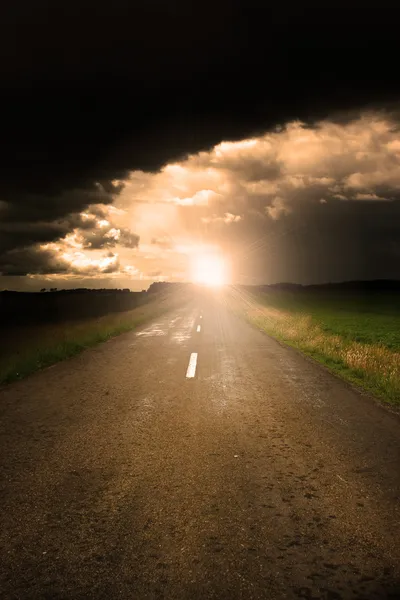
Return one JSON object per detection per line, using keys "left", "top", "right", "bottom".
{"left": 226, "top": 289, "right": 400, "bottom": 405}
{"left": 0, "top": 292, "right": 186, "bottom": 386}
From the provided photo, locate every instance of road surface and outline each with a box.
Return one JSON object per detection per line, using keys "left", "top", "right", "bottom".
{"left": 1, "top": 293, "right": 400, "bottom": 599}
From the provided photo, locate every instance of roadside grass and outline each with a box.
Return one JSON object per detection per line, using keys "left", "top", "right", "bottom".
{"left": 0, "top": 292, "right": 185, "bottom": 386}
{"left": 226, "top": 289, "right": 400, "bottom": 405}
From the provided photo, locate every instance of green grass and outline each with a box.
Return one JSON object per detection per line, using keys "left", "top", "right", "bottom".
{"left": 0, "top": 292, "right": 186, "bottom": 386}
{"left": 227, "top": 289, "right": 400, "bottom": 405}
{"left": 256, "top": 292, "right": 400, "bottom": 350}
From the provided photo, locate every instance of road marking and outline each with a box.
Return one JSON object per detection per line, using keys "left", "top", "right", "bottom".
{"left": 186, "top": 353, "right": 198, "bottom": 378}
{"left": 197, "top": 325, "right": 201, "bottom": 332}
{"left": 200, "top": 315, "right": 202, "bottom": 319}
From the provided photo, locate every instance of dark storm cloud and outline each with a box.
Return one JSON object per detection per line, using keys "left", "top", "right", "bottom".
{"left": 1, "top": 0, "right": 399, "bottom": 202}
{"left": 119, "top": 114, "right": 400, "bottom": 283}
{"left": 0, "top": 186, "right": 118, "bottom": 222}
{"left": 78, "top": 225, "right": 139, "bottom": 250}
{"left": 1, "top": 1, "right": 400, "bottom": 283}
{"left": 0, "top": 202, "right": 138, "bottom": 275}
{"left": 0, "top": 245, "right": 121, "bottom": 277}
{"left": 0, "top": 220, "right": 75, "bottom": 254}
{"left": 221, "top": 198, "right": 400, "bottom": 285}
{"left": 0, "top": 185, "right": 123, "bottom": 264}
{"left": 0, "top": 247, "right": 70, "bottom": 277}
{"left": 0, "top": 206, "right": 138, "bottom": 252}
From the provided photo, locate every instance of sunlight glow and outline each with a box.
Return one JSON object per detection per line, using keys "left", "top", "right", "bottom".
{"left": 191, "top": 253, "right": 228, "bottom": 287}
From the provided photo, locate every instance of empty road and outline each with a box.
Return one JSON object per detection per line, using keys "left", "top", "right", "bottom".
{"left": 1, "top": 293, "right": 400, "bottom": 599}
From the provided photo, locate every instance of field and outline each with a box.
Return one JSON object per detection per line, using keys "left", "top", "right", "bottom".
{"left": 0, "top": 287, "right": 188, "bottom": 386}
{"left": 227, "top": 288, "right": 400, "bottom": 405}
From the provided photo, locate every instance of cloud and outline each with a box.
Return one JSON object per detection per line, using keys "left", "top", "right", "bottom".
{"left": 3, "top": 109, "right": 400, "bottom": 284}
{"left": 354, "top": 193, "right": 389, "bottom": 201}
{"left": 0, "top": 205, "right": 139, "bottom": 276}
{"left": 265, "top": 198, "right": 291, "bottom": 220}
{"left": 0, "top": 247, "right": 70, "bottom": 276}
{"left": 0, "top": 244, "right": 122, "bottom": 277}
{"left": 176, "top": 189, "right": 221, "bottom": 206}
{"left": 112, "top": 112, "right": 400, "bottom": 283}
{"left": 151, "top": 236, "right": 174, "bottom": 250}
{"left": 77, "top": 223, "right": 139, "bottom": 250}
{"left": 1, "top": 0, "right": 399, "bottom": 291}
{"left": 120, "top": 113, "right": 400, "bottom": 219}
{"left": 0, "top": 197, "right": 122, "bottom": 255}
{"left": 201, "top": 213, "right": 242, "bottom": 224}
{"left": 124, "top": 265, "right": 141, "bottom": 277}
{"left": 146, "top": 270, "right": 163, "bottom": 277}
{"left": 59, "top": 251, "right": 120, "bottom": 275}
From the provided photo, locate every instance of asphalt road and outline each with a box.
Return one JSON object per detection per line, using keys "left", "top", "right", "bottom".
{"left": 1, "top": 292, "right": 400, "bottom": 599}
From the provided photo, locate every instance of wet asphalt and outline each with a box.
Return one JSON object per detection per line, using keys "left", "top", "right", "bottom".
{"left": 1, "top": 293, "right": 400, "bottom": 599}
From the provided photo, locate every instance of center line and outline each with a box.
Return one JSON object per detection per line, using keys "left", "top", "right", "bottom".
{"left": 200, "top": 315, "right": 203, "bottom": 319}
{"left": 186, "top": 353, "right": 198, "bottom": 378}
{"left": 197, "top": 325, "right": 201, "bottom": 332}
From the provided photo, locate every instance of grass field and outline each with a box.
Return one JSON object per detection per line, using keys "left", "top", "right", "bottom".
{"left": 0, "top": 291, "right": 186, "bottom": 386}
{"left": 227, "top": 288, "right": 400, "bottom": 405}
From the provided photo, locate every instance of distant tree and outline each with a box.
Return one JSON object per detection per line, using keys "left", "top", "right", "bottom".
{"left": 50, "top": 287, "right": 57, "bottom": 292}
{"left": 40, "top": 288, "right": 46, "bottom": 292}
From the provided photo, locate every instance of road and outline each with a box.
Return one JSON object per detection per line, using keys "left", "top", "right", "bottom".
{"left": 1, "top": 293, "right": 400, "bottom": 599}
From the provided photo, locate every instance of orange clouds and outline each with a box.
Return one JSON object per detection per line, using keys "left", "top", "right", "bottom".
{"left": 6, "top": 111, "right": 400, "bottom": 285}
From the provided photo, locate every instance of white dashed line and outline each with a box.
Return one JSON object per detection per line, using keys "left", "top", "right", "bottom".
{"left": 186, "top": 353, "right": 198, "bottom": 378}
{"left": 197, "top": 325, "right": 201, "bottom": 332}
{"left": 200, "top": 315, "right": 202, "bottom": 319}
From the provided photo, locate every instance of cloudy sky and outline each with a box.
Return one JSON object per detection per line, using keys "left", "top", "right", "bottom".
{"left": 1, "top": 1, "right": 399, "bottom": 290}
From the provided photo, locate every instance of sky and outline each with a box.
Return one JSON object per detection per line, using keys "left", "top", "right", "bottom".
{"left": 1, "top": 1, "right": 400, "bottom": 290}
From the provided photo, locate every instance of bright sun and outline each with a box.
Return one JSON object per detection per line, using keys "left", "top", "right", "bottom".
{"left": 191, "top": 254, "right": 228, "bottom": 287}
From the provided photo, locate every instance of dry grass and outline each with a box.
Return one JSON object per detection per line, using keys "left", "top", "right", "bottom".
{"left": 0, "top": 292, "right": 186, "bottom": 386}
{"left": 227, "top": 291, "right": 400, "bottom": 405}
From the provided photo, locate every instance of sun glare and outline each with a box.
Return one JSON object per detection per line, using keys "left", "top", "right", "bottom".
{"left": 191, "top": 254, "right": 228, "bottom": 287}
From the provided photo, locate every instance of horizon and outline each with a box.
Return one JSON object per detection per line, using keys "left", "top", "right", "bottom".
{"left": 2, "top": 277, "right": 400, "bottom": 294}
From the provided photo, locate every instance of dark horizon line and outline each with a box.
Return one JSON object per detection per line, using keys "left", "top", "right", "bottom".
{"left": 1, "top": 278, "right": 400, "bottom": 295}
